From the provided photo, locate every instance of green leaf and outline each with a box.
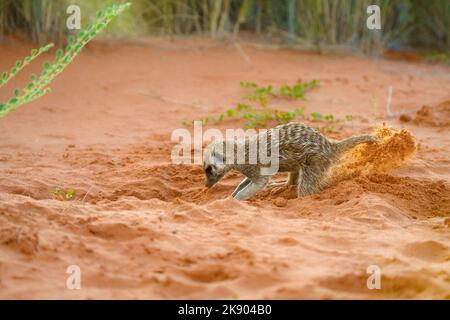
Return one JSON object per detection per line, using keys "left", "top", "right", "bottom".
{"left": 55, "top": 49, "right": 63, "bottom": 60}
{"left": 2, "top": 72, "right": 7, "bottom": 80}
{"left": 14, "top": 88, "right": 20, "bottom": 97}
{"left": 78, "top": 30, "right": 86, "bottom": 37}
{"left": 31, "top": 49, "right": 38, "bottom": 56}
{"left": 62, "top": 56, "right": 72, "bottom": 64}
{"left": 8, "top": 97, "right": 18, "bottom": 105}
{"left": 74, "top": 44, "right": 82, "bottom": 53}
{"left": 240, "top": 81, "right": 258, "bottom": 88}
{"left": 96, "top": 22, "right": 106, "bottom": 31}
{"left": 236, "top": 103, "right": 251, "bottom": 112}
{"left": 226, "top": 109, "right": 236, "bottom": 117}
{"left": 310, "top": 112, "right": 323, "bottom": 121}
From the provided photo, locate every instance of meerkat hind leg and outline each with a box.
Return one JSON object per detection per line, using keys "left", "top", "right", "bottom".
{"left": 267, "top": 171, "right": 299, "bottom": 188}
{"left": 231, "top": 177, "right": 251, "bottom": 197}
{"left": 233, "top": 176, "right": 269, "bottom": 200}
{"left": 297, "top": 164, "right": 327, "bottom": 197}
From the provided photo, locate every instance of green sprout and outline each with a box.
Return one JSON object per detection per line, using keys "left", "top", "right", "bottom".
{"left": 52, "top": 187, "right": 75, "bottom": 201}
{"left": 0, "top": 2, "right": 132, "bottom": 118}
{"left": 310, "top": 111, "right": 323, "bottom": 121}
{"left": 275, "top": 108, "right": 304, "bottom": 124}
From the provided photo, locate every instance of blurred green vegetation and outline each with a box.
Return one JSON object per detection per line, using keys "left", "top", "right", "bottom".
{"left": 0, "top": 0, "right": 449, "bottom": 54}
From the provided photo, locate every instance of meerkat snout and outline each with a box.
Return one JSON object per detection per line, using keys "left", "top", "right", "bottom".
{"left": 203, "top": 142, "right": 231, "bottom": 188}
{"left": 204, "top": 164, "right": 219, "bottom": 187}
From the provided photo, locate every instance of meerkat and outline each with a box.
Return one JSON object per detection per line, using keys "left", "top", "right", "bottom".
{"left": 203, "top": 122, "right": 376, "bottom": 200}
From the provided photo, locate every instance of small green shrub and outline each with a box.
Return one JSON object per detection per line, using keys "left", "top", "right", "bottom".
{"left": 186, "top": 103, "right": 305, "bottom": 129}
{"left": 279, "top": 80, "right": 320, "bottom": 99}
{"left": 240, "top": 80, "right": 320, "bottom": 106}
{"left": 184, "top": 80, "right": 319, "bottom": 128}
{"left": 240, "top": 82, "right": 275, "bottom": 106}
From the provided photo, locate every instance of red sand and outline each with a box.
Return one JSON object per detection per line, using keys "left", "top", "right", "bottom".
{"left": 0, "top": 37, "right": 449, "bottom": 299}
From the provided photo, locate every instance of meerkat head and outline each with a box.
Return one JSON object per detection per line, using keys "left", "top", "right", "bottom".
{"left": 203, "top": 141, "right": 229, "bottom": 188}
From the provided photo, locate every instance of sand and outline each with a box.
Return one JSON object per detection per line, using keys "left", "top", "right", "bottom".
{"left": 0, "top": 37, "right": 449, "bottom": 299}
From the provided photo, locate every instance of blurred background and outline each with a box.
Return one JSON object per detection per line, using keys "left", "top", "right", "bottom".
{"left": 0, "top": 0, "right": 449, "bottom": 56}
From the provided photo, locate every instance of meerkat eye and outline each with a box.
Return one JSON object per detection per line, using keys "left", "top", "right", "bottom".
{"left": 205, "top": 166, "right": 213, "bottom": 174}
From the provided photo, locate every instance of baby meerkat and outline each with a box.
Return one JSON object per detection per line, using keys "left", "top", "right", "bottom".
{"left": 203, "top": 122, "right": 376, "bottom": 200}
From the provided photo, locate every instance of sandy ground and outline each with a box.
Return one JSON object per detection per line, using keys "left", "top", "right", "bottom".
{"left": 0, "top": 37, "right": 449, "bottom": 299}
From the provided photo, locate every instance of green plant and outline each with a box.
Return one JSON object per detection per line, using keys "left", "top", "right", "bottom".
{"left": 279, "top": 80, "right": 320, "bottom": 99}
{"left": 240, "top": 80, "right": 320, "bottom": 106}
{"left": 275, "top": 108, "right": 304, "bottom": 124}
{"left": 185, "top": 80, "right": 319, "bottom": 128}
{"left": 0, "top": 44, "right": 54, "bottom": 88}
{"left": 52, "top": 187, "right": 75, "bottom": 200}
{"left": 241, "top": 82, "right": 275, "bottom": 106}
{"left": 310, "top": 111, "right": 323, "bottom": 121}
{"left": 185, "top": 103, "right": 305, "bottom": 129}
{"left": 0, "top": 2, "right": 131, "bottom": 118}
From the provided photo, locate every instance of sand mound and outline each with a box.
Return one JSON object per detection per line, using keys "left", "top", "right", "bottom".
{"left": 355, "top": 174, "right": 450, "bottom": 218}
{"left": 400, "top": 100, "right": 450, "bottom": 127}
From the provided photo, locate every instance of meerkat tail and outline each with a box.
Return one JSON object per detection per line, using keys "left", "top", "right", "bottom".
{"left": 332, "top": 134, "right": 375, "bottom": 156}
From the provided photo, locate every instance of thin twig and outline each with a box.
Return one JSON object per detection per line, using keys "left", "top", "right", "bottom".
{"left": 139, "top": 90, "right": 202, "bottom": 108}
{"left": 233, "top": 41, "right": 251, "bottom": 65}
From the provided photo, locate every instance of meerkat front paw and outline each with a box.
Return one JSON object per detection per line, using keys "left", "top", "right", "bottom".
{"left": 233, "top": 192, "right": 250, "bottom": 201}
